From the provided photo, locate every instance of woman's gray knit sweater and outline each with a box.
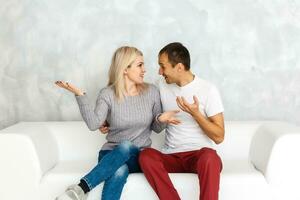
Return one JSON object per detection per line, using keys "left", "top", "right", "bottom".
{"left": 75, "top": 84, "right": 165, "bottom": 150}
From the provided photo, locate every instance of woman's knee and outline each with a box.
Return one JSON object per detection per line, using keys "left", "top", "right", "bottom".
{"left": 119, "top": 140, "right": 133, "bottom": 150}
{"left": 118, "top": 141, "right": 138, "bottom": 154}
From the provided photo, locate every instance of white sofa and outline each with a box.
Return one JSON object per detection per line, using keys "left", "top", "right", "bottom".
{"left": 0, "top": 121, "right": 300, "bottom": 200}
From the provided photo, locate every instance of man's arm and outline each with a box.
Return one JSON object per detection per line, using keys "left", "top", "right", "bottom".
{"left": 176, "top": 96, "right": 225, "bottom": 144}
{"left": 191, "top": 112, "right": 224, "bottom": 144}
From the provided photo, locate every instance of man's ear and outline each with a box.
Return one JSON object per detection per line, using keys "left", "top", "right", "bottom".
{"left": 176, "top": 63, "right": 184, "bottom": 72}
{"left": 124, "top": 68, "right": 128, "bottom": 74}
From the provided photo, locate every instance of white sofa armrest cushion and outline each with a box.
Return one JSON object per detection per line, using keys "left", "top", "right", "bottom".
{"left": 249, "top": 122, "right": 300, "bottom": 187}
{"left": 0, "top": 122, "right": 59, "bottom": 200}
{"left": 0, "top": 134, "right": 41, "bottom": 200}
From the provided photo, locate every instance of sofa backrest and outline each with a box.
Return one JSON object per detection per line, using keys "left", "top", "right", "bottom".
{"left": 216, "top": 121, "right": 263, "bottom": 160}
{"left": 47, "top": 121, "right": 166, "bottom": 161}
{"left": 151, "top": 121, "right": 264, "bottom": 161}
{"left": 46, "top": 121, "right": 265, "bottom": 161}
{"left": 44, "top": 121, "right": 103, "bottom": 162}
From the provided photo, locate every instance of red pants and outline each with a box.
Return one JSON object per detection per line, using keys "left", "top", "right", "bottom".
{"left": 139, "top": 147, "right": 222, "bottom": 200}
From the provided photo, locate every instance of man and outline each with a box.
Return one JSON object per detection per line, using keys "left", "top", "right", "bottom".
{"left": 139, "top": 42, "right": 224, "bottom": 200}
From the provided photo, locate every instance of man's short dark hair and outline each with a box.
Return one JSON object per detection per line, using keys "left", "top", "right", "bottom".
{"left": 159, "top": 42, "right": 190, "bottom": 70}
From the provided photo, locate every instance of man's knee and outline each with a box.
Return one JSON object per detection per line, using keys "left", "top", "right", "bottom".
{"left": 197, "top": 148, "right": 222, "bottom": 171}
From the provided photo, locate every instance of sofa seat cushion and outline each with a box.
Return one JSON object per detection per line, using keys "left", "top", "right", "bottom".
{"left": 220, "top": 160, "right": 271, "bottom": 199}
{"left": 40, "top": 160, "right": 271, "bottom": 200}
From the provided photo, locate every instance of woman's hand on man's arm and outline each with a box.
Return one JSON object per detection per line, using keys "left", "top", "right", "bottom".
{"left": 99, "top": 121, "right": 110, "bottom": 134}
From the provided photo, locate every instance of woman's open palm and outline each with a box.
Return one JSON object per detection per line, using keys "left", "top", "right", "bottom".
{"left": 55, "top": 81, "right": 84, "bottom": 96}
{"left": 159, "top": 110, "right": 181, "bottom": 125}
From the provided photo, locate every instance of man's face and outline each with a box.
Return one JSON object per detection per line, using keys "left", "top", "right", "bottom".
{"left": 158, "top": 53, "right": 178, "bottom": 84}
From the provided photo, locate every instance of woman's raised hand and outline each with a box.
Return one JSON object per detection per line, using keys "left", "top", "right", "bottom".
{"left": 158, "top": 110, "right": 181, "bottom": 125}
{"left": 55, "top": 81, "right": 84, "bottom": 96}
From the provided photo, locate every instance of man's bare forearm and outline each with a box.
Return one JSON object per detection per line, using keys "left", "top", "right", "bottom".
{"left": 191, "top": 112, "right": 224, "bottom": 144}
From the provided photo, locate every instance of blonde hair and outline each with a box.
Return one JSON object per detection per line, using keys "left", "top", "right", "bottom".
{"left": 108, "top": 46, "right": 147, "bottom": 101}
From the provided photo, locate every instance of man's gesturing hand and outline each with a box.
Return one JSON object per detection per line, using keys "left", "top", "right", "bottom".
{"left": 176, "top": 95, "right": 200, "bottom": 116}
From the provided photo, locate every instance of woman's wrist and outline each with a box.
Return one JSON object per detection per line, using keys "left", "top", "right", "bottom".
{"left": 156, "top": 113, "right": 163, "bottom": 123}
{"left": 75, "top": 91, "right": 85, "bottom": 96}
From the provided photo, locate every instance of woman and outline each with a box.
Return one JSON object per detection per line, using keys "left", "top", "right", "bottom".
{"left": 55, "top": 46, "right": 180, "bottom": 200}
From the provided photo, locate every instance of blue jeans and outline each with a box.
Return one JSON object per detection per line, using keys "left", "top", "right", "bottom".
{"left": 81, "top": 141, "right": 141, "bottom": 200}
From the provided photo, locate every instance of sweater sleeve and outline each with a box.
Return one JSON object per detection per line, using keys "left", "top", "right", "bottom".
{"left": 75, "top": 88, "right": 110, "bottom": 131}
{"left": 150, "top": 85, "right": 166, "bottom": 133}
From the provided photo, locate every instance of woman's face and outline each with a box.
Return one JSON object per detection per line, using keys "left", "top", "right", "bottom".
{"left": 125, "top": 55, "right": 145, "bottom": 84}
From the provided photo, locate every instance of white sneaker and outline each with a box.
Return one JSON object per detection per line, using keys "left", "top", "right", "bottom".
{"left": 56, "top": 184, "right": 87, "bottom": 200}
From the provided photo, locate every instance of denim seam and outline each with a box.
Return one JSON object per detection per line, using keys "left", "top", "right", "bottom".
{"left": 81, "top": 177, "right": 93, "bottom": 190}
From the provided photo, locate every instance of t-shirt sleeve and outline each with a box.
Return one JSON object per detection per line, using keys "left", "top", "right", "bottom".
{"left": 205, "top": 85, "right": 224, "bottom": 117}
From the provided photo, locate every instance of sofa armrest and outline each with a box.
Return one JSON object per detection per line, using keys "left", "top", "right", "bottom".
{"left": 249, "top": 122, "right": 300, "bottom": 188}
{"left": 0, "top": 122, "right": 59, "bottom": 200}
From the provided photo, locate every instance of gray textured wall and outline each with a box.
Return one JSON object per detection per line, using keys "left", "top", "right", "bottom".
{"left": 1, "top": 0, "right": 300, "bottom": 129}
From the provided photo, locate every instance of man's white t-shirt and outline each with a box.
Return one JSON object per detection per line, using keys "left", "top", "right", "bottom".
{"left": 158, "top": 75, "right": 224, "bottom": 154}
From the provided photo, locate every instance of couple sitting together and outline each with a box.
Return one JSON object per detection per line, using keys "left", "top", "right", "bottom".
{"left": 55, "top": 42, "right": 225, "bottom": 200}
